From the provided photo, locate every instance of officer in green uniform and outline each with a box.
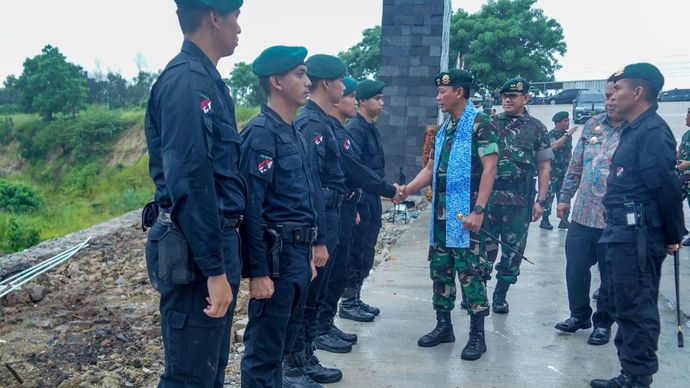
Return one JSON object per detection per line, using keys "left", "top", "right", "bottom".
{"left": 485, "top": 77, "right": 554, "bottom": 314}
{"left": 676, "top": 106, "right": 690, "bottom": 245}
{"left": 540, "top": 111, "right": 579, "bottom": 230}
{"left": 401, "top": 69, "right": 498, "bottom": 361}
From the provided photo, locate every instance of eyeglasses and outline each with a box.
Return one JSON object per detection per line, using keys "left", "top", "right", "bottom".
{"left": 502, "top": 93, "right": 525, "bottom": 100}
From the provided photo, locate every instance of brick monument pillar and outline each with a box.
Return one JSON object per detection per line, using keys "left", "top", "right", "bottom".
{"left": 377, "top": 0, "right": 451, "bottom": 183}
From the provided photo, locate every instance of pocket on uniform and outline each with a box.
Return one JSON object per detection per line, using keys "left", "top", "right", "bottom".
{"left": 166, "top": 309, "right": 227, "bottom": 378}
{"left": 277, "top": 153, "right": 302, "bottom": 171}
{"left": 248, "top": 299, "right": 265, "bottom": 318}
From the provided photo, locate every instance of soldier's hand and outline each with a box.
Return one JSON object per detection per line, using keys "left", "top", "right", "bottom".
{"left": 678, "top": 160, "right": 690, "bottom": 171}
{"left": 666, "top": 243, "right": 681, "bottom": 255}
{"left": 556, "top": 203, "right": 570, "bottom": 221}
{"left": 462, "top": 212, "right": 484, "bottom": 233}
{"left": 204, "top": 274, "right": 233, "bottom": 318}
{"left": 392, "top": 183, "right": 407, "bottom": 204}
{"left": 532, "top": 202, "right": 544, "bottom": 222}
{"left": 249, "top": 276, "right": 274, "bottom": 299}
{"left": 568, "top": 126, "right": 579, "bottom": 136}
{"left": 312, "top": 244, "right": 329, "bottom": 267}
{"left": 310, "top": 260, "right": 318, "bottom": 281}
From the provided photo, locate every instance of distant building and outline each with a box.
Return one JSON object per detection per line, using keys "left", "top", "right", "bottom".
{"left": 531, "top": 79, "right": 607, "bottom": 95}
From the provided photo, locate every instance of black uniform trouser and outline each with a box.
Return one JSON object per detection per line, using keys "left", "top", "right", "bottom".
{"left": 348, "top": 193, "right": 382, "bottom": 288}
{"left": 564, "top": 222, "right": 613, "bottom": 328}
{"left": 145, "top": 222, "right": 241, "bottom": 388}
{"left": 241, "top": 242, "right": 312, "bottom": 388}
{"left": 605, "top": 240, "right": 665, "bottom": 377}
{"left": 318, "top": 201, "right": 358, "bottom": 328}
{"left": 291, "top": 208, "right": 340, "bottom": 353}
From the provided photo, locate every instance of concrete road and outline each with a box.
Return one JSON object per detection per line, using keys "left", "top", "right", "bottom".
{"left": 319, "top": 210, "right": 690, "bottom": 388}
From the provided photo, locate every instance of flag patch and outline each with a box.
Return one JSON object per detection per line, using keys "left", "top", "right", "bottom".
{"left": 313, "top": 134, "right": 323, "bottom": 145}
{"left": 342, "top": 138, "right": 351, "bottom": 150}
{"left": 201, "top": 98, "right": 212, "bottom": 114}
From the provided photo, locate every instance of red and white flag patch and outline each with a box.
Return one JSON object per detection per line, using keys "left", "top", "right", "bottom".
{"left": 342, "top": 138, "right": 351, "bottom": 150}
{"left": 313, "top": 134, "right": 323, "bottom": 145}
{"left": 258, "top": 154, "right": 274, "bottom": 174}
{"left": 200, "top": 98, "right": 212, "bottom": 114}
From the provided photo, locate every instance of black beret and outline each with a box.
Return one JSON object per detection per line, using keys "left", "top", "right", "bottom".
{"left": 356, "top": 80, "right": 385, "bottom": 100}
{"left": 552, "top": 111, "right": 569, "bottom": 122}
{"left": 343, "top": 77, "right": 357, "bottom": 97}
{"left": 305, "top": 55, "right": 347, "bottom": 80}
{"left": 613, "top": 63, "right": 665, "bottom": 92}
{"left": 434, "top": 69, "right": 473, "bottom": 87}
{"left": 174, "top": 0, "right": 243, "bottom": 12}
{"left": 500, "top": 77, "right": 530, "bottom": 94}
{"left": 252, "top": 46, "right": 308, "bottom": 77}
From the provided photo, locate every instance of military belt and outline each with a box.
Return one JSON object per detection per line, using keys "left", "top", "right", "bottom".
{"left": 492, "top": 177, "right": 535, "bottom": 194}
{"left": 322, "top": 187, "right": 345, "bottom": 209}
{"left": 157, "top": 207, "right": 242, "bottom": 230}
{"left": 271, "top": 223, "right": 318, "bottom": 244}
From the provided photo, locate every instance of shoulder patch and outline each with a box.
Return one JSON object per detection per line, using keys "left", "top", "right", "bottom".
{"left": 200, "top": 95, "right": 212, "bottom": 114}
{"left": 257, "top": 154, "right": 274, "bottom": 174}
{"left": 313, "top": 133, "right": 324, "bottom": 145}
{"left": 342, "top": 138, "right": 351, "bottom": 150}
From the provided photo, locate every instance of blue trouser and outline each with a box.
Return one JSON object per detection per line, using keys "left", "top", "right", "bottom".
{"left": 605, "top": 240, "right": 665, "bottom": 376}
{"left": 145, "top": 222, "right": 241, "bottom": 388}
{"left": 564, "top": 222, "right": 613, "bottom": 328}
{"left": 318, "top": 201, "right": 358, "bottom": 328}
{"left": 348, "top": 193, "right": 382, "bottom": 288}
{"left": 291, "top": 208, "right": 340, "bottom": 353}
{"left": 241, "top": 242, "right": 311, "bottom": 388}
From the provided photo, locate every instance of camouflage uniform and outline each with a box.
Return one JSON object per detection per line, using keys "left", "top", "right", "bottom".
{"left": 677, "top": 129, "right": 690, "bottom": 199}
{"left": 543, "top": 128, "right": 572, "bottom": 217}
{"left": 429, "top": 112, "right": 498, "bottom": 316}
{"left": 484, "top": 112, "right": 553, "bottom": 284}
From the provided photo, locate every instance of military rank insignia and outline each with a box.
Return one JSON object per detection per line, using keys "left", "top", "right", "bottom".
{"left": 342, "top": 138, "right": 351, "bottom": 150}
{"left": 441, "top": 74, "right": 451, "bottom": 85}
{"left": 313, "top": 134, "right": 323, "bottom": 145}
{"left": 200, "top": 98, "right": 212, "bottom": 114}
{"left": 516, "top": 82, "right": 524, "bottom": 91}
{"left": 257, "top": 154, "right": 274, "bottom": 174}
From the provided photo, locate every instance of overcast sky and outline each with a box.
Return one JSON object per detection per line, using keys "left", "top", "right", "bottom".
{"left": 1, "top": 0, "right": 688, "bottom": 89}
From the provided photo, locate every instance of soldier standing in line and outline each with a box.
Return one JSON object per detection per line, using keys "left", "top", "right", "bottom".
{"left": 540, "top": 111, "right": 578, "bottom": 230}
{"left": 400, "top": 69, "right": 498, "bottom": 361}
{"left": 143, "top": 1, "right": 245, "bottom": 386}
{"left": 591, "top": 63, "right": 685, "bottom": 388}
{"left": 340, "top": 80, "right": 388, "bottom": 322}
{"left": 315, "top": 77, "right": 403, "bottom": 352}
{"left": 484, "top": 77, "right": 553, "bottom": 314}
{"left": 239, "top": 45, "right": 324, "bottom": 388}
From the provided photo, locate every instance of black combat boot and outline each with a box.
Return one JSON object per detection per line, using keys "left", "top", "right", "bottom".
{"left": 417, "top": 310, "right": 455, "bottom": 347}
{"left": 282, "top": 353, "right": 323, "bottom": 388}
{"left": 461, "top": 315, "right": 487, "bottom": 360}
{"left": 590, "top": 371, "right": 652, "bottom": 388}
{"left": 339, "top": 288, "right": 375, "bottom": 322}
{"left": 329, "top": 323, "right": 357, "bottom": 344}
{"left": 539, "top": 218, "right": 554, "bottom": 230}
{"left": 303, "top": 343, "right": 343, "bottom": 384}
{"left": 313, "top": 329, "right": 352, "bottom": 353}
{"left": 355, "top": 286, "right": 381, "bottom": 316}
{"left": 558, "top": 219, "right": 570, "bottom": 229}
{"left": 492, "top": 280, "right": 510, "bottom": 314}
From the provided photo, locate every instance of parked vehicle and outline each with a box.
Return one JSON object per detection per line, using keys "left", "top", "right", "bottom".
{"left": 659, "top": 88, "right": 690, "bottom": 102}
{"left": 545, "top": 88, "right": 586, "bottom": 105}
{"left": 572, "top": 91, "right": 605, "bottom": 124}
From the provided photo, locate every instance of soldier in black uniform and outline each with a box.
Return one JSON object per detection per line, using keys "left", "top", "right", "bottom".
{"left": 280, "top": 54, "right": 348, "bottom": 384}
{"left": 340, "top": 80, "right": 388, "bottom": 321}
{"left": 143, "top": 1, "right": 244, "bottom": 386}
{"left": 239, "top": 45, "right": 323, "bottom": 388}
{"left": 591, "top": 63, "right": 686, "bottom": 388}
{"left": 314, "top": 77, "right": 403, "bottom": 350}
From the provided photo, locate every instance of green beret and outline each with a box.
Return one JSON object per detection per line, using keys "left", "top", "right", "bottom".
{"left": 252, "top": 46, "right": 308, "bottom": 77}
{"left": 613, "top": 63, "right": 664, "bottom": 92}
{"left": 552, "top": 111, "right": 569, "bottom": 123}
{"left": 434, "top": 69, "right": 473, "bottom": 87}
{"left": 343, "top": 77, "right": 357, "bottom": 97}
{"left": 356, "top": 80, "right": 385, "bottom": 100}
{"left": 305, "top": 55, "right": 347, "bottom": 80}
{"left": 174, "top": 0, "right": 243, "bottom": 12}
{"left": 500, "top": 77, "right": 530, "bottom": 94}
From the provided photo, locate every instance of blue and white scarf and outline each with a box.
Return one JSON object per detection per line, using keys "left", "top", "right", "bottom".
{"left": 430, "top": 102, "right": 477, "bottom": 248}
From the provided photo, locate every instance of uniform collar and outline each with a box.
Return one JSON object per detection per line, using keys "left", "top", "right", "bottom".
{"left": 305, "top": 99, "right": 328, "bottom": 117}
{"left": 261, "top": 104, "right": 291, "bottom": 127}
{"left": 356, "top": 112, "right": 375, "bottom": 127}
{"left": 181, "top": 40, "right": 223, "bottom": 81}
{"left": 626, "top": 103, "right": 658, "bottom": 130}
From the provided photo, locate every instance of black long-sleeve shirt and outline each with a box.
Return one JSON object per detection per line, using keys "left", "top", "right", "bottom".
{"left": 602, "top": 104, "right": 686, "bottom": 244}
{"left": 347, "top": 113, "right": 387, "bottom": 179}
{"left": 144, "top": 40, "right": 246, "bottom": 277}
{"left": 240, "top": 105, "right": 323, "bottom": 278}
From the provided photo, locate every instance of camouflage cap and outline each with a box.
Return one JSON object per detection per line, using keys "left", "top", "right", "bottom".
{"left": 500, "top": 77, "right": 530, "bottom": 94}
{"left": 252, "top": 46, "right": 308, "bottom": 77}
{"left": 434, "top": 69, "right": 473, "bottom": 88}
{"left": 613, "top": 63, "right": 665, "bottom": 92}
{"left": 356, "top": 80, "right": 385, "bottom": 100}
{"left": 552, "top": 111, "right": 569, "bottom": 123}
{"left": 305, "top": 55, "right": 347, "bottom": 80}
{"left": 343, "top": 77, "right": 357, "bottom": 97}
{"left": 174, "top": 0, "right": 243, "bottom": 12}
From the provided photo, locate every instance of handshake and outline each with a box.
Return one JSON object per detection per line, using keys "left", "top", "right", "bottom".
{"left": 392, "top": 183, "right": 408, "bottom": 204}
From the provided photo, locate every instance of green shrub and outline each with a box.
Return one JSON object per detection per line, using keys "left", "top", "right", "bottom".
{"left": 0, "top": 179, "right": 43, "bottom": 212}
{"left": 0, "top": 117, "right": 12, "bottom": 143}
{"left": 236, "top": 105, "right": 259, "bottom": 130}
{"left": 0, "top": 216, "right": 41, "bottom": 252}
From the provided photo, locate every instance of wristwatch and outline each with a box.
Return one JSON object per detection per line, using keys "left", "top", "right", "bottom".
{"left": 473, "top": 204, "right": 485, "bottom": 214}
{"left": 535, "top": 199, "right": 547, "bottom": 207}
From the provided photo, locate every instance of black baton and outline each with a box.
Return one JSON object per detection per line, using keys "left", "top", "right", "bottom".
{"left": 457, "top": 214, "right": 535, "bottom": 265}
{"left": 674, "top": 250, "right": 684, "bottom": 348}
